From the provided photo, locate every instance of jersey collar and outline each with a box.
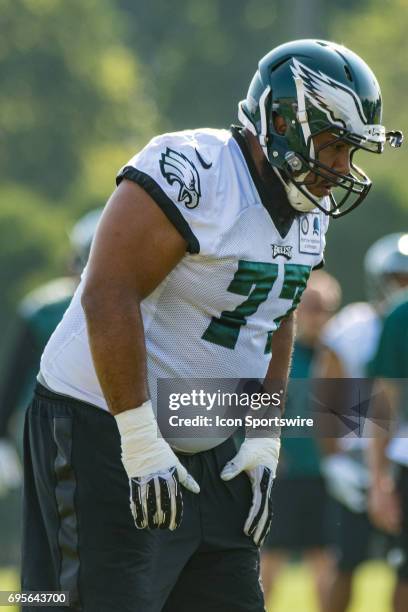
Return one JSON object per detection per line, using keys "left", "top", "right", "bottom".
{"left": 231, "top": 126, "right": 296, "bottom": 239}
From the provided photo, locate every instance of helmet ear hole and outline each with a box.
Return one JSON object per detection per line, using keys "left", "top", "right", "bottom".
{"left": 273, "top": 114, "right": 287, "bottom": 135}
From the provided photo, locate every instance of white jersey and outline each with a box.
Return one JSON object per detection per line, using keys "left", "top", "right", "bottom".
{"left": 323, "top": 302, "right": 381, "bottom": 451}
{"left": 323, "top": 302, "right": 381, "bottom": 378}
{"left": 388, "top": 434, "right": 408, "bottom": 467}
{"left": 40, "top": 127, "right": 328, "bottom": 452}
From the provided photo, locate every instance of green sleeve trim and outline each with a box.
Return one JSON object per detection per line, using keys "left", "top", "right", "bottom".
{"left": 117, "top": 167, "right": 200, "bottom": 255}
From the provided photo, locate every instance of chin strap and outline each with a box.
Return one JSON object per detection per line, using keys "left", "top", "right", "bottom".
{"left": 271, "top": 166, "right": 317, "bottom": 213}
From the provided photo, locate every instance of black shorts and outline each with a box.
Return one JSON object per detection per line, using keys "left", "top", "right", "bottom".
{"left": 22, "top": 384, "right": 264, "bottom": 612}
{"left": 328, "top": 502, "right": 374, "bottom": 572}
{"left": 395, "top": 464, "right": 408, "bottom": 581}
{"left": 262, "top": 476, "right": 329, "bottom": 552}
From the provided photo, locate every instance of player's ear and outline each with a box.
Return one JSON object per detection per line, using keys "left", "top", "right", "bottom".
{"left": 273, "top": 115, "right": 287, "bottom": 135}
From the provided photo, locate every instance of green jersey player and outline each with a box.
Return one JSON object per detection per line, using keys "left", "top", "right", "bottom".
{"left": 320, "top": 233, "right": 408, "bottom": 612}
{"left": 0, "top": 210, "right": 101, "bottom": 568}
{"left": 369, "top": 289, "right": 408, "bottom": 612}
{"left": 22, "top": 40, "right": 402, "bottom": 612}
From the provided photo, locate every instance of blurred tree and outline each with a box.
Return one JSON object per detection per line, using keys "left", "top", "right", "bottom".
{"left": 0, "top": 186, "right": 68, "bottom": 325}
{"left": 116, "top": 0, "right": 368, "bottom": 131}
{"left": 0, "top": 0, "right": 158, "bottom": 201}
{"left": 117, "top": 0, "right": 289, "bottom": 130}
{"left": 0, "top": 0, "right": 159, "bottom": 338}
{"left": 324, "top": 0, "right": 408, "bottom": 301}
{"left": 329, "top": 0, "right": 408, "bottom": 201}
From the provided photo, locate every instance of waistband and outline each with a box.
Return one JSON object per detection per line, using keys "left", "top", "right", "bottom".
{"left": 34, "top": 382, "right": 105, "bottom": 414}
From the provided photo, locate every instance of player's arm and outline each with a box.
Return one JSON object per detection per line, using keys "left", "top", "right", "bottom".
{"left": 82, "top": 179, "right": 199, "bottom": 531}
{"left": 368, "top": 378, "right": 399, "bottom": 480}
{"left": 314, "top": 345, "right": 345, "bottom": 454}
{"left": 264, "top": 310, "right": 296, "bottom": 409}
{"left": 82, "top": 179, "right": 186, "bottom": 411}
{"left": 313, "top": 345, "right": 371, "bottom": 513}
{"left": 366, "top": 305, "right": 405, "bottom": 534}
{"left": 367, "top": 379, "right": 401, "bottom": 534}
{"left": 221, "top": 312, "right": 295, "bottom": 546}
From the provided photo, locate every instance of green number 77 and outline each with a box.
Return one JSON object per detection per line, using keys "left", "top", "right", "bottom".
{"left": 202, "top": 260, "right": 310, "bottom": 350}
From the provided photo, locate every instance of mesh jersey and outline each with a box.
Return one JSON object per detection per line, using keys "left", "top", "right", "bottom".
{"left": 40, "top": 128, "right": 328, "bottom": 452}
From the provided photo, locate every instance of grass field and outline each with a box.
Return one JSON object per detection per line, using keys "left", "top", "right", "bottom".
{"left": 0, "top": 569, "right": 19, "bottom": 611}
{"left": 0, "top": 561, "right": 395, "bottom": 611}
{"left": 266, "top": 561, "right": 395, "bottom": 612}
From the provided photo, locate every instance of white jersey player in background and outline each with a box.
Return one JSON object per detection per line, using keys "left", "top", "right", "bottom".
{"left": 319, "top": 233, "right": 408, "bottom": 612}
{"left": 21, "top": 40, "right": 402, "bottom": 612}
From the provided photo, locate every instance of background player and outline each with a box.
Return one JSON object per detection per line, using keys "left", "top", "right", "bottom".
{"left": 368, "top": 290, "right": 408, "bottom": 612}
{"left": 261, "top": 270, "right": 341, "bottom": 612}
{"left": 319, "top": 233, "right": 408, "bottom": 612}
{"left": 0, "top": 210, "right": 101, "bottom": 569}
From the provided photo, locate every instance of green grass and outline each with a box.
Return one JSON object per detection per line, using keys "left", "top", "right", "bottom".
{"left": 1, "top": 561, "right": 395, "bottom": 611}
{"left": 267, "top": 561, "right": 395, "bottom": 612}
{"left": 0, "top": 568, "right": 19, "bottom": 611}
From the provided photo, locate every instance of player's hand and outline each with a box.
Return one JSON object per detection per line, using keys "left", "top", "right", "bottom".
{"left": 368, "top": 476, "right": 401, "bottom": 535}
{"left": 220, "top": 437, "right": 280, "bottom": 546}
{"left": 0, "top": 438, "right": 22, "bottom": 498}
{"left": 115, "top": 401, "right": 200, "bottom": 530}
{"left": 321, "top": 453, "right": 370, "bottom": 513}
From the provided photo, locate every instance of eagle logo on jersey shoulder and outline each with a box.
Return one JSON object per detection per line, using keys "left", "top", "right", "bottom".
{"left": 159, "top": 148, "right": 201, "bottom": 209}
{"left": 291, "top": 58, "right": 368, "bottom": 134}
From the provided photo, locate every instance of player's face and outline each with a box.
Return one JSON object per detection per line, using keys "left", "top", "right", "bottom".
{"left": 387, "top": 273, "right": 408, "bottom": 290}
{"left": 296, "top": 288, "right": 333, "bottom": 344}
{"left": 305, "top": 131, "right": 353, "bottom": 198}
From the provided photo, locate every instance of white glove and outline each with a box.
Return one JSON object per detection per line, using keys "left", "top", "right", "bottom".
{"left": 321, "top": 453, "right": 370, "bottom": 513}
{"left": 115, "top": 400, "right": 200, "bottom": 530}
{"left": 221, "top": 437, "right": 280, "bottom": 546}
{"left": 0, "top": 438, "right": 22, "bottom": 498}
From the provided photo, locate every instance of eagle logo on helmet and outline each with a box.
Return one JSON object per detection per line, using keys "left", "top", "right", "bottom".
{"left": 290, "top": 58, "right": 369, "bottom": 136}
{"left": 160, "top": 148, "right": 201, "bottom": 209}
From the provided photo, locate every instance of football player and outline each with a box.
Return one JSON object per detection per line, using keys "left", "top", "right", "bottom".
{"left": 0, "top": 210, "right": 101, "bottom": 566}
{"left": 261, "top": 270, "right": 341, "bottom": 611}
{"left": 0, "top": 208, "right": 102, "bottom": 449}
{"left": 319, "top": 233, "right": 408, "bottom": 612}
{"left": 22, "top": 40, "right": 402, "bottom": 612}
{"left": 368, "top": 287, "right": 408, "bottom": 612}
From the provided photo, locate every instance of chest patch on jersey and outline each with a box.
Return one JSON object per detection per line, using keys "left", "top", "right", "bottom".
{"left": 298, "top": 212, "right": 321, "bottom": 255}
{"left": 271, "top": 244, "right": 293, "bottom": 260}
{"left": 159, "top": 147, "right": 201, "bottom": 209}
